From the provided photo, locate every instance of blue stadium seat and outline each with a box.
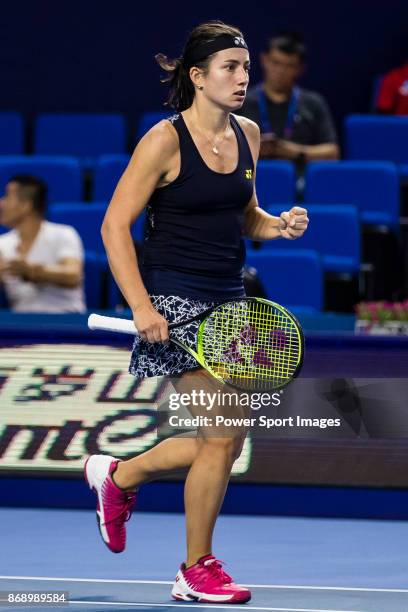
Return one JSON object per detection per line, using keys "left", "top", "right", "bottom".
{"left": 136, "top": 111, "right": 172, "bottom": 141}
{"left": 0, "top": 156, "right": 82, "bottom": 202}
{"left": 245, "top": 249, "right": 323, "bottom": 312}
{"left": 0, "top": 112, "right": 24, "bottom": 154}
{"left": 255, "top": 161, "right": 296, "bottom": 206}
{"left": 305, "top": 161, "right": 399, "bottom": 228}
{"left": 48, "top": 203, "right": 107, "bottom": 253}
{"left": 34, "top": 113, "right": 126, "bottom": 165}
{"left": 262, "top": 204, "right": 360, "bottom": 275}
{"left": 84, "top": 251, "right": 109, "bottom": 310}
{"left": 399, "top": 164, "right": 408, "bottom": 179}
{"left": 345, "top": 115, "right": 408, "bottom": 167}
{"left": 93, "top": 154, "right": 129, "bottom": 201}
{"left": 48, "top": 202, "right": 146, "bottom": 254}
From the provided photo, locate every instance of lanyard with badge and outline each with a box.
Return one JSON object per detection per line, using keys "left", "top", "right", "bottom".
{"left": 256, "top": 84, "right": 300, "bottom": 138}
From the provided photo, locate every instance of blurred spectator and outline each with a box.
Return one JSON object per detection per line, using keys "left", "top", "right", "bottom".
{"left": 0, "top": 175, "right": 86, "bottom": 312}
{"left": 376, "top": 60, "right": 408, "bottom": 115}
{"left": 237, "top": 33, "right": 339, "bottom": 165}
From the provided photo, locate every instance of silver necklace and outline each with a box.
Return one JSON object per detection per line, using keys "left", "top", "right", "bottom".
{"left": 196, "top": 122, "right": 230, "bottom": 155}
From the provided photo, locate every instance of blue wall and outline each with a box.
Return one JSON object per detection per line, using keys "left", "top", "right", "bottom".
{"left": 3, "top": 477, "right": 408, "bottom": 520}
{"left": 2, "top": 1, "right": 408, "bottom": 134}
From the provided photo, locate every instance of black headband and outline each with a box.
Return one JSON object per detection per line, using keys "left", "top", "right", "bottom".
{"left": 183, "top": 34, "right": 248, "bottom": 68}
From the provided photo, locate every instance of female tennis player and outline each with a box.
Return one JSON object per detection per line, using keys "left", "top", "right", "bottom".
{"left": 85, "top": 21, "right": 308, "bottom": 604}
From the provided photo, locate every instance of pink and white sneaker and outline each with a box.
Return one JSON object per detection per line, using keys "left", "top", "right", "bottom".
{"left": 171, "top": 554, "right": 251, "bottom": 604}
{"left": 84, "top": 454, "right": 136, "bottom": 554}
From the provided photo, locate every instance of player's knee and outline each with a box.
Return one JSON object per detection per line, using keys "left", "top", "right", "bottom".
{"left": 200, "top": 435, "right": 245, "bottom": 462}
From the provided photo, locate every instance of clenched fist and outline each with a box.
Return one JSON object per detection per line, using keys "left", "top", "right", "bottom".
{"left": 279, "top": 206, "right": 309, "bottom": 240}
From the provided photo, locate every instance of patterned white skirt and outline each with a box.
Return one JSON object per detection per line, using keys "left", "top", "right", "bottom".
{"left": 129, "top": 295, "right": 219, "bottom": 378}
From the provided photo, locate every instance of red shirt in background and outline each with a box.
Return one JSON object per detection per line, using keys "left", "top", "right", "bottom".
{"left": 376, "top": 62, "right": 408, "bottom": 115}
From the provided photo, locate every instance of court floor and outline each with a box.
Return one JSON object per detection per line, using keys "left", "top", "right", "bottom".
{"left": 0, "top": 508, "right": 407, "bottom": 611}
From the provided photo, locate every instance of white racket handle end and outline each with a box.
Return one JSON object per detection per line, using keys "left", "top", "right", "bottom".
{"left": 88, "top": 313, "right": 138, "bottom": 335}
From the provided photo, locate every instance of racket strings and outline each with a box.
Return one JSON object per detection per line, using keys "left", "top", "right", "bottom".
{"left": 201, "top": 301, "right": 302, "bottom": 390}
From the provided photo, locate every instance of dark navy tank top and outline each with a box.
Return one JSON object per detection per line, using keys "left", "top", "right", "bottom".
{"left": 141, "top": 112, "right": 255, "bottom": 299}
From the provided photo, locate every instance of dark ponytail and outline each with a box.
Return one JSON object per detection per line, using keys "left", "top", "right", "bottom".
{"left": 155, "top": 20, "right": 244, "bottom": 112}
{"left": 155, "top": 54, "right": 198, "bottom": 112}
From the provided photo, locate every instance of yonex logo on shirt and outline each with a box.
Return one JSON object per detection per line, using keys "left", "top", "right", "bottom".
{"left": 245, "top": 169, "right": 252, "bottom": 179}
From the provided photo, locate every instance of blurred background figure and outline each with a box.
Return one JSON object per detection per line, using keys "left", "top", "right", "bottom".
{"left": 0, "top": 175, "right": 86, "bottom": 312}
{"left": 376, "top": 58, "right": 408, "bottom": 115}
{"left": 237, "top": 33, "right": 339, "bottom": 167}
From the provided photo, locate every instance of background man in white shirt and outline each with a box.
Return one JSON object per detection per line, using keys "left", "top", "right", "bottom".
{"left": 0, "top": 175, "right": 86, "bottom": 313}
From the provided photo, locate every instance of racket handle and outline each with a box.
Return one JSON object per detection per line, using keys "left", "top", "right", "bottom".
{"left": 88, "top": 313, "right": 138, "bottom": 335}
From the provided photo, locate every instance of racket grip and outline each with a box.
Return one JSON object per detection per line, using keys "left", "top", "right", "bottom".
{"left": 88, "top": 313, "right": 138, "bottom": 335}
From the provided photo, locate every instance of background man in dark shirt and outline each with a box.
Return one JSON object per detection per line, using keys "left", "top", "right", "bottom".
{"left": 238, "top": 33, "right": 339, "bottom": 163}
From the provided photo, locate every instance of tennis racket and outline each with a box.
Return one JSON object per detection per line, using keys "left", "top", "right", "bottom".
{"left": 88, "top": 298, "right": 304, "bottom": 391}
